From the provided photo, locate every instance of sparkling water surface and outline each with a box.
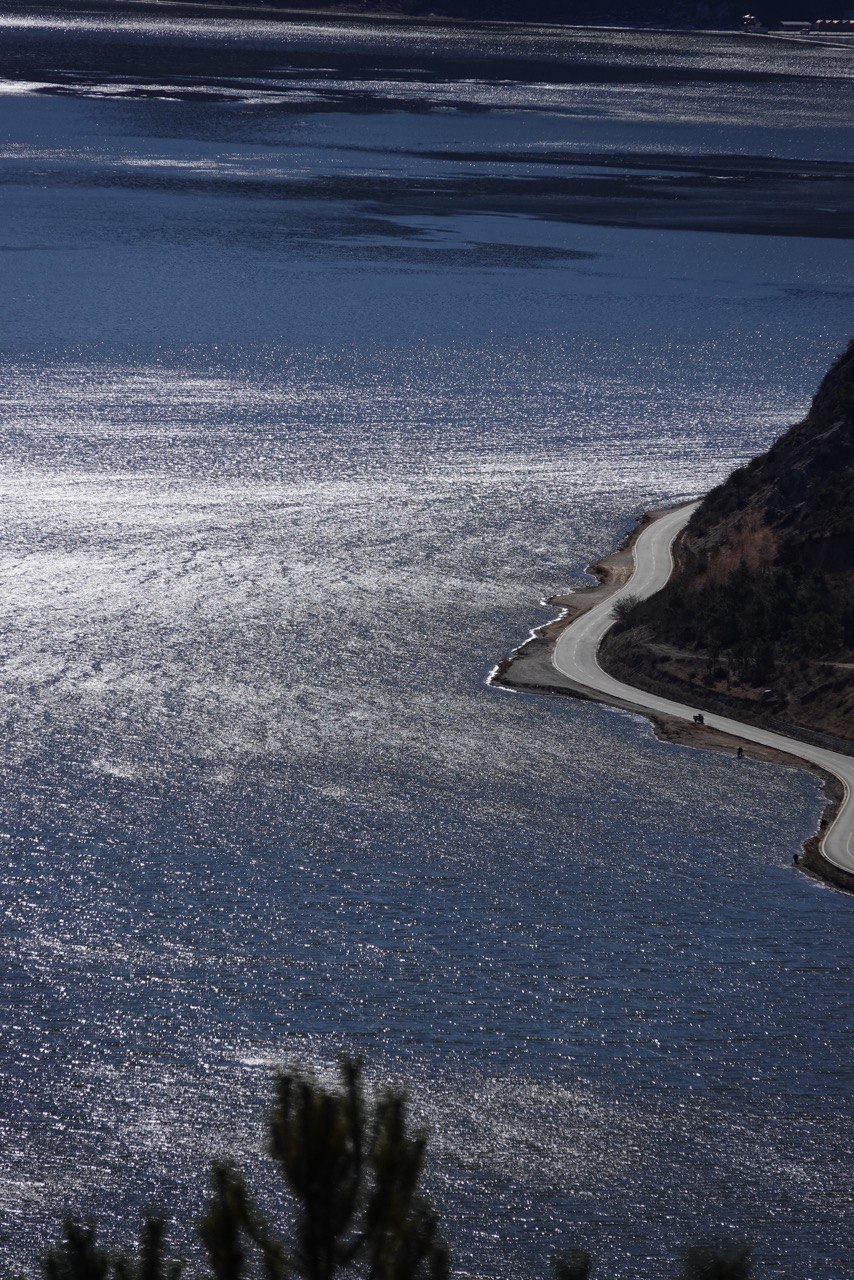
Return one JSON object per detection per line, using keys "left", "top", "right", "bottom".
{"left": 0, "top": 8, "right": 852, "bottom": 1279}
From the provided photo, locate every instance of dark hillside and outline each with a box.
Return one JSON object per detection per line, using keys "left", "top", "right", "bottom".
{"left": 603, "top": 342, "right": 854, "bottom": 749}
{"left": 135, "top": 0, "right": 830, "bottom": 29}
{"left": 689, "top": 341, "right": 854, "bottom": 553}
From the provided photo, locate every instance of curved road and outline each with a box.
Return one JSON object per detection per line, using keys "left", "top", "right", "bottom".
{"left": 553, "top": 502, "right": 854, "bottom": 876}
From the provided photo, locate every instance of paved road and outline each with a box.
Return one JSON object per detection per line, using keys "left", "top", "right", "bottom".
{"left": 553, "top": 503, "right": 854, "bottom": 876}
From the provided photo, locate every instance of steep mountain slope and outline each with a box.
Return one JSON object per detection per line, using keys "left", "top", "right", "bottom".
{"left": 603, "top": 342, "right": 854, "bottom": 749}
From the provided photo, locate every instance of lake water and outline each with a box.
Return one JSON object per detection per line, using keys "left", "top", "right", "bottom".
{"left": 0, "top": 7, "right": 852, "bottom": 1277}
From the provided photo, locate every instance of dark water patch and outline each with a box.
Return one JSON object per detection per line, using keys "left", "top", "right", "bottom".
{"left": 350, "top": 240, "right": 597, "bottom": 267}
{"left": 392, "top": 146, "right": 854, "bottom": 181}
{"left": 46, "top": 166, "right": 852, "bottom": 241}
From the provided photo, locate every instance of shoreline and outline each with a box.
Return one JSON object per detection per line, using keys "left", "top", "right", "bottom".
{"left": 491, "top": 507, "right": 854, "bottom": 895}
{"left": 49, "top": 0, "right": 746, "bottom": 37}
{"left": 57, "top": 0, "right": 854, "bottom": 47}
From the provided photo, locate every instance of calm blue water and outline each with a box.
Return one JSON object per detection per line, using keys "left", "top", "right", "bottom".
{"left": 0, "top": 8, "right": 852, "bottom": 1278}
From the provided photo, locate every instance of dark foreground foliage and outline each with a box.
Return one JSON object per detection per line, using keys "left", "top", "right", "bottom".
{"left": 36, "top": 1060, "right": 752, "bottom": 1280}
